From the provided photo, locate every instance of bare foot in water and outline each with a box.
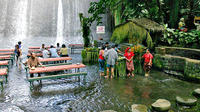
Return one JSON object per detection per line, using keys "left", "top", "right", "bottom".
{"left": 132, "top": 74, "right": 135, "bottom": 77}
{"left": 104, "top": 76, "right": 109, "bottom": 78}
{"left": 100, "top": 73, "right": 105, "bottom": 76}
{"left": 110, "top": 75, "right": 114, "bottom": 79}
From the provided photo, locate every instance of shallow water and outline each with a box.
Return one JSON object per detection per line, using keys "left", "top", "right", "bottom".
{"left": 0, "top": 36, "right": 200, "bottom": 112}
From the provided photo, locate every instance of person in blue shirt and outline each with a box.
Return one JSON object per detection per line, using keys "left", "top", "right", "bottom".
{"left": 18, "top": 41, "right": 22, "bottom": 48}
{"left": 15, "top": 41, "right": 22, "bottom": 61}
{"left": 49, "top": 45, "right": 59, "bottom": 58}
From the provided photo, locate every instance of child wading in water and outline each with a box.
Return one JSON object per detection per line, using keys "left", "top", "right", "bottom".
{"left": 124, "top": 47, "right": 135, "bottom": 77}
{"left": 142, "top": 49, "right": 153, "bottom": 77}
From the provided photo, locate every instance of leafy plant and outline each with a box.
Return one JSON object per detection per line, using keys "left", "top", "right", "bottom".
{"left": 162, "top": 24, "right": 200, "bottom": 48}
{"left": 94, "top": 40, "right": 98, "bottom": 48}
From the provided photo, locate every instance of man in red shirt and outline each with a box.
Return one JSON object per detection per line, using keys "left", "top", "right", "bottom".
{"left": 142, "top": 49, "right": 153, "bottom": 77}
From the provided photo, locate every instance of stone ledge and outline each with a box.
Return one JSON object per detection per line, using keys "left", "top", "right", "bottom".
{"left": 155, "top": 47, "right": 200, "bottom": 60}
{"left": 153, "top": 54, "right": 200, "bottom": 81}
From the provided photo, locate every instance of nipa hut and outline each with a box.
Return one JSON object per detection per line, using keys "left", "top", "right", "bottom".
{"left": 111, "top": 18, "right": 164, "bottom": 48}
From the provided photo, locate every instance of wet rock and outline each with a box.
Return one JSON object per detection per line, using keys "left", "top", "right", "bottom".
{"left": 176, "top": 96, "right": 197, "bottom": 106}
{"left": 193, "top": 88, "right": 200, "bottom": 97}
{"left": 151, "top": 99, "right": 171, "bottom": 111}
{"left": 131, "top": 104, "right": 148, "bottom": 112}
{"left": 100, "top": 110, "right": 117, "bottom": 112}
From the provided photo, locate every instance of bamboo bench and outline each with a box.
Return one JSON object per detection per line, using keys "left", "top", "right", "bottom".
{"left": 0, "top": 49, "right": 14, "bottom": 52}
{"left": 28, "top": 49, "right": 42, "bottom": 53}
{"left": 28, "top": 64, "right": 85, "bottom": 75}
{"left": 27, "top": 64, "right": 86, "bottom": 89}
{"left": 27, "top": 53, "right": 43, "bottom": 58}
{"left": 39, "top": 57, "right": 72, "bottom": 64}
{"left": 0, "top": 68, "right": 8, "bottom": 82}
{"left": 0, "top": 61, "right": 9, "bottom": 69}
{"left": 29, "top": 46, "right": 50, "bottom": 49}
{"left": 28, "top": 72, "right": 87, "bottom": 82}
{"left": 28, "top": 72, "right": 87, "bottom": 89}
{"left": 25, "top": 63, "right": 72, "bottom": 72}
{"left": 68, "top": 44, "right": 84, "bottom": 54}
{"left": 0, "top": 55, "right": 14, "bottom": 65}
{"left": 0, "top": 52, "right": 15, "bottom": 55}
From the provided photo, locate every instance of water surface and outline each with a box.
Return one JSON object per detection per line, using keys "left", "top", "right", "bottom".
{"left": 0, "top": 36, "right": 199, "bottom": 112}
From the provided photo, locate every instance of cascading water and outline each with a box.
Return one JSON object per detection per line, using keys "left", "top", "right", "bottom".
{"left": 55, "top": 0, "right": 64, "bottom": 45}
{"left": 5, "top": 0, "right": 31, "bottom": 108}
{"left": 13, "top": 0, "right": 28, "bottom": 43}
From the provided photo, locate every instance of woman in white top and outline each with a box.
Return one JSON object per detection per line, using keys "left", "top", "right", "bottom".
{"left": 42, "top": 48, "right": 49, "bottom": 58}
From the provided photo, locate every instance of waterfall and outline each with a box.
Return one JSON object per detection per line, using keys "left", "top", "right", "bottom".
{"left": 14, "top": 0, "right": 28, "bottom": 42}
{"left": 55, "top": 0, "right": 64, "bottom": 45}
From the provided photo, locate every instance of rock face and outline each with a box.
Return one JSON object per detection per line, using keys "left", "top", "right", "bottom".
{"left": 193, "top": 88, "right": 200, "bottom": 97}
{"left": 176, "top": 96, "right": 197, "bottom": 106}
{"left": 100, "top": 110, "right": 117, "bottom": 112}
{"left": 132, "top": 104, "right": 148, "bottom": 112}
{"left": 151, "top": 99, "right": 171, "bottom": 111}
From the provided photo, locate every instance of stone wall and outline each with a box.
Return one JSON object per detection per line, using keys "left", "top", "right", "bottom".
{"left": 154, "top": 47, "right": 200, "bottom": 81}
{"left": 155, "top": 47, "right": 200, "bottom": 60}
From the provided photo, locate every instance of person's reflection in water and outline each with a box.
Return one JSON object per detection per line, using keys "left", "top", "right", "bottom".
{"left": 141, "top": 86, "right": 151, "bottom": 99}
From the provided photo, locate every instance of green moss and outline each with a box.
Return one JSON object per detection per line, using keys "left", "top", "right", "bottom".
{"left": 111, "top": 22, "right": 153, "bottom": 48}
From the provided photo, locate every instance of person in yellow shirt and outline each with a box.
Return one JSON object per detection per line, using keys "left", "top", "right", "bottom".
{"left": 59, "top": 44, "right": 68, "bottom": 57}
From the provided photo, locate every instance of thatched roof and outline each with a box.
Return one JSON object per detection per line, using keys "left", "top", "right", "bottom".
{"left": 130, "top": 18, "right": 164, "bottom": 32}
{"left": 115, "top": 18, "right": 164, "bottom": 32}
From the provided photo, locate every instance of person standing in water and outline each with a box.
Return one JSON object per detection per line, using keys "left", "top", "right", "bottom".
{"left": 124, "top": 47, "right": 135, "bottom": 77}
{"left": 99, "top": 46, "right": 105, "bottom": 76}
{"left": 104, "top": 45, "right": 118, "bottom": 79}
{"left": 115, "top": 44, "right": 121, "bottom": 53}
{"left": 18, "top": 41, "right": 22, "bottom": 48}
{"left": 142, "top": 49, "right": 153, "bottom": 77}
{"left": 15, "top": 44, "right": 22, "bottom": 70}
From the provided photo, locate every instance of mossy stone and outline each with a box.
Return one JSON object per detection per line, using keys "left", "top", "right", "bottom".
{"left": 193, "top": 88, "right": 200, "bottom": 97}
{"left": 151, "top": 99, "right": 171, "bottom": 111}
{"left": 176, "top": 96, "right": 197, "bottom": 106}
{"left": 131, "top": 104, "right": 148, "bottom": 112}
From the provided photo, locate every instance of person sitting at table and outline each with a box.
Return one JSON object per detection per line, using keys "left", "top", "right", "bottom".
{"left": 27, "top": 53, "right": 43, "bottom": 77}
{"left": 49, "top": 45, "right": 59, "bottom": 58}
{"left": 42, "top": 47, "right": 49, "bottom": 58}
{"left": 40, "top": 44, "right": 45, "bottom": 51}
{"left": 56, "top": 43, "right": 61, "bottom": 53}
{"left": 59, "top": 44, "right": 69, "bottom": 57}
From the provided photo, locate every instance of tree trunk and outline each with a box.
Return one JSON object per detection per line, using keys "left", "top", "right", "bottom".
{"left": 169, "top": 0, "right": 179, "bottom": 28}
